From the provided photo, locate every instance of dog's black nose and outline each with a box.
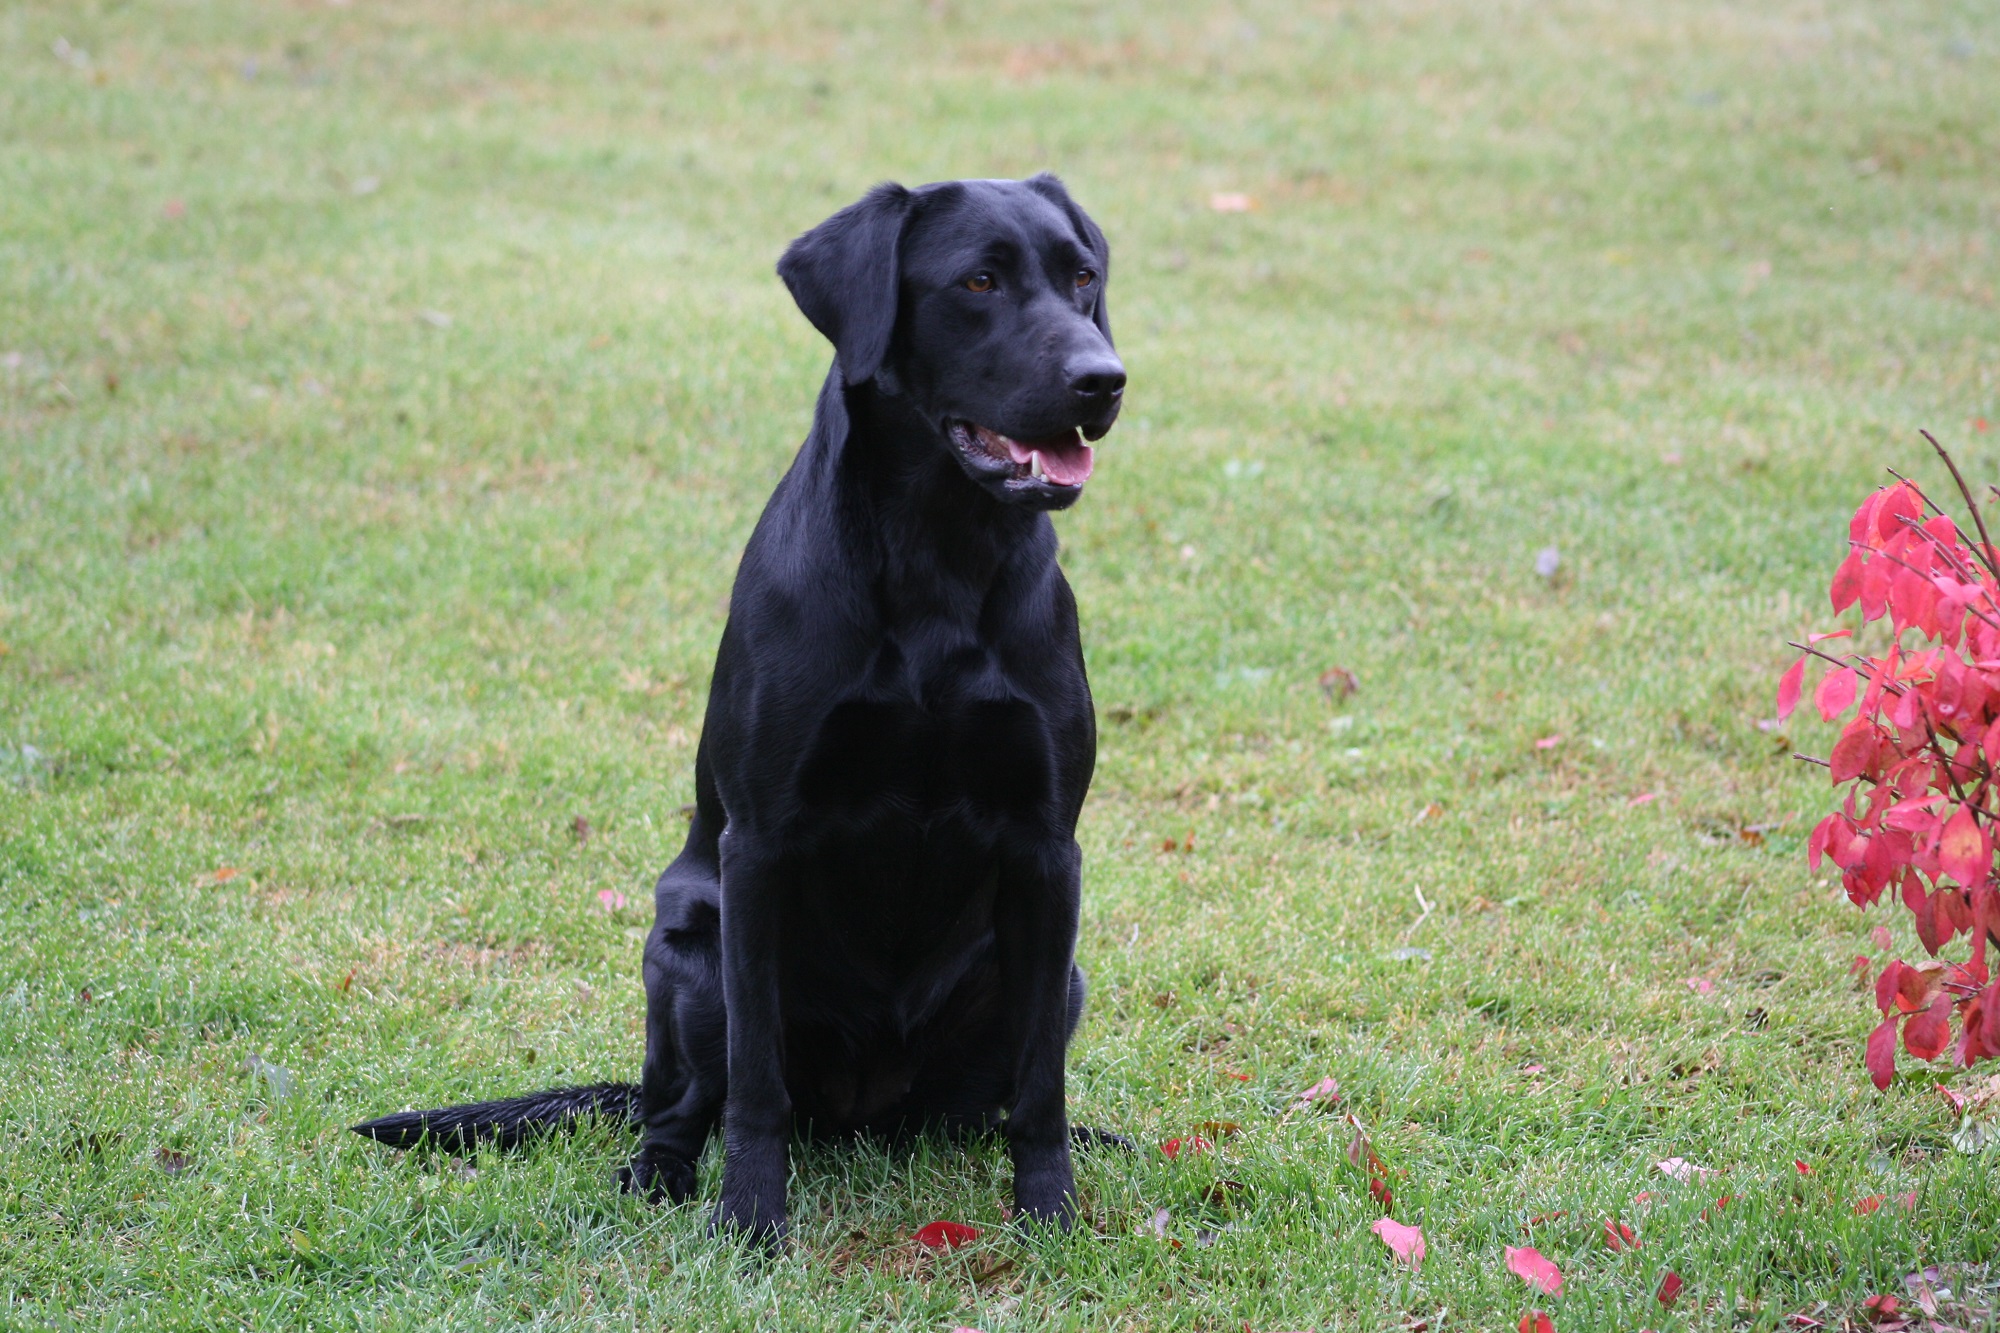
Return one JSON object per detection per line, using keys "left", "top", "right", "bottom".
{"left": 1067, "top": 357, "right": 1126, "bottom": 402}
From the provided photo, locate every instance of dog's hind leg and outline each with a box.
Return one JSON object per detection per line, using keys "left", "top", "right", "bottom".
{"left": 618, "top": 869, "right": 727, "bottom": 1205}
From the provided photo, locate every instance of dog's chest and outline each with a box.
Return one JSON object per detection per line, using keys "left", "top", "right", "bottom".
{"left": 794, "top": 677, "right": 1052, "bottom": 823}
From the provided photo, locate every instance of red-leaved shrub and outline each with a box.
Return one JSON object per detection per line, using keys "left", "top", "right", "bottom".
{"left": 1780, "top": 434, "right": 2000, "bottom": 1088}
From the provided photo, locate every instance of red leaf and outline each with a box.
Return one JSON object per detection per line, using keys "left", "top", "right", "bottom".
{"left": 1777, "top": 659, "right": 1806, "bottom": 721}
{"left": 1657, "top": 1271, "right": 1686, "bottom": 1308}
{"left": 1903, "top": 995, "right": 1952, "bottom": 1061}
{"left": 1816, "top": 667, "right": 1858, "bottom": 721}
{"left": 1158, "top": 1136, "right": 1212, "bottom": 1160}
{"left": 1831, "top": 549, "right": 1867, "bottom": 612}
{"left": 914, "top": 1220, "right": 980, "bottom": 1249}
{"left": 1872, "top": 925, "right": 1893, "bottom": 952}
{"left": 1854, "top": 1195, "right": 1884, "bottom": 1215}
{"left": 1368, "top": 1176, "right": 1395, "bottom": 1211}
{"left": 1505, "top": 1246, "right": 1563, "bottom": 1295}
{"left": 1863, "top": 1294, "right": 1899, "bottom": 1322}
{"left": 1878, "top": 483, "right": 1924, "bottom": 543}
{"left": 1602, "top": 1219, "right": 1639, "bottom": 1252}
{"left": 1794, "top": 1159, "right": 1812, "bottom": 1174}
{"left": 1898, "top": 1190, "right": 1918, "bottom": 1211}
{"left": 1938, "top": 1083, "right": 1968, "bottom": 1115}
{"left": 1875, "top": 961, "right": 1907, "bottom": 1015}
{"left": 1518, "top": 1313, "right": 1555, "bottom": 1333}
{"left": 1370, "top": 1218, "right": 1425, "bottom": 1270}
{"left": 1828, "top": 720, "right": 1878, "bottom": 784}
{"left": 1293, "top": 1076, "right": 1340, "bottom": 1108}
{"left": 1939, "top": 803, "right": 1989, "bottom": 886}
{"left": 1866, "top": 1014, "right": 1899, "bottom": 1089}
{"left": 1861, "top": 551, "right": 1893, "bottom": 619}
{"left": 1851, "top": 493, "right": 1886, "bottom": 546}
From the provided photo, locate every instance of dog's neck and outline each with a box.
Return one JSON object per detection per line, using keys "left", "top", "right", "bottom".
{"left": 831, "top": 380, "right": 1047, "bottom": 618}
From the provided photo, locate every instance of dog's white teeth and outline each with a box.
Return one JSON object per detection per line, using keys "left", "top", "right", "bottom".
{"left": 1030, "top": 452, "right": 1044, "bottom": 480}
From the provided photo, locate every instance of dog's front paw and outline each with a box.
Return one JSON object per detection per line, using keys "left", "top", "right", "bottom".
{"left": 1011, "top": 1160, "right": 1078, "bottom": 1231}
{"left": 708, "top": 1192, "right": 788, "bottom": 1252}
{"left": 618, "top": 1144, "right": 698, "bottom": 1205}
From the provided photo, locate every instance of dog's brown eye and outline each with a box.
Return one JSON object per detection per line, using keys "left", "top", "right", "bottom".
{"left": 965, "top": 273, "right": 995, "bottom": 293}
{"left": 1076, "top": 269, "right": 1097, "bottom": 289}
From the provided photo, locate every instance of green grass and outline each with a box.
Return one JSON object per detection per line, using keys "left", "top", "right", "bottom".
{"left": 5, "top": 0, "right": 2000, "bottom": 1328}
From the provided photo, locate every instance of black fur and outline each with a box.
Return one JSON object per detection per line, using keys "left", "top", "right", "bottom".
{"left": 351, "top": 1082, "right": 639, "bottom": 1152}
{"left": 353, "top": 175, "right": 1126, "bottom": 1245}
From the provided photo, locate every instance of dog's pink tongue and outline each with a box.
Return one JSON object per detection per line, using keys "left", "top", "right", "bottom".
{"left": 998, "top": 428, "right": 1094, "bottom": 486}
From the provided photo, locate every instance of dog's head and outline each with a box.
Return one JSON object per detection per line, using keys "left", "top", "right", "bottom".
{"left": 778, "top": 175, "right": 1124, "bottom": 512}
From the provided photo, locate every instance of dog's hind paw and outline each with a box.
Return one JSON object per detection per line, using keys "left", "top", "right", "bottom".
{"left": 618, "top": 1145, "right": 698, "bottom": 1205}
{"left": 1069, "top": 1123, "right": 1137, "bottom": 1153}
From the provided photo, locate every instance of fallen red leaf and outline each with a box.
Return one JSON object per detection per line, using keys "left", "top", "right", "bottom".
{"left": 1199, "top": 1120, "right": 1241, "bottom": 1138}
{"left": 1863, "top": 1294, "right": 1899, "bottom": 1322}
{"left": 1505, "top": 1245, "right": 1563, "bottom": 1295}
{"left": 1293, "top": 1076, "right": 1340, "bottom": 1107}
{"left": 1685, "top": 977, "right": 1715, "bottom": 995}
{"left": 1602, "top": 1219, "right": 1639, "bottom": 1252}
{"left": 1657, "top": 1270, "right": 1685, "bottom": 1308}
{"left": 1854, "top": 1195, "right": 1884, "bottom": 1215}
{"left": 1872, "top": 925, "right": 1894, "bottom": 952}
{"left": 1368, "top": 1176, "right": 1394, "bottom": 1211}
{"left": 1654, "top": 1157, "right": 1713, "bottom": 1181}
{"left": 1370, "top": 1218, "right": 1425, "bottom": 1270}
{"left": 1534, "top": 735, "right": 1564, "bottom": 750}
{"left": 1897, "top": 1190, "right": 1917, "bottom": 1211}
{"left": 1938, "top": 1083, "right": 1967, "bottom": 1115}
{"left": 1159, "top": 1136, "right": 1212, "bottom": 1160}
{"left": 1521, "top": 1211, "right": 1567, "bottom": 1231}
{"left": 914, "top": 1220, "right": 979, "bottom": 1249}
{"left": 1518, "top": 1311, "right": 1554, "bottom": 1333}
{"left": 1794, "top": 1159, "right": 1812, "bottom": 1175}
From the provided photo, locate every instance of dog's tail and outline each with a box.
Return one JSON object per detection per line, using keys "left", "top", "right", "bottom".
{"left": 350, "top": 1082, "right": 641, "bottom": 1152}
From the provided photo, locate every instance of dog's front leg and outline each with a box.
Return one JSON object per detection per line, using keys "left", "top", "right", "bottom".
{"left": 712, "top": 831, "right": 791, "bottom": 1246}
{"left": 996, "top": 838, "right": 1084, "bottom": 1229}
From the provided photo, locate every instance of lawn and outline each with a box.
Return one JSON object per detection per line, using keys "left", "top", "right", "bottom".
{"left": 4, "top": 0, "right": 2000, "bottom": 1328}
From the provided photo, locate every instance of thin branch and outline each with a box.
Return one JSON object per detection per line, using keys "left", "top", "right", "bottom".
{"left": 1922, "top": 429, "right": 2000, "bottom": 581}
{"left": 1787, "top": 640, "right": 1904, "bottom": 694}
{"left": 1792, "top": 752, "right": 1831, "bottom": 768}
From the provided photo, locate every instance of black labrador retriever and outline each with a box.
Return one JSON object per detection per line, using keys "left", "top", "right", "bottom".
{"left": 354, "top": 174, "right": 1125, "bottom": 1243}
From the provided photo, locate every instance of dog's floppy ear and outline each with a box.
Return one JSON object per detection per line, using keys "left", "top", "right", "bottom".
{"left": 777, "top": 182, "right": 913, "bottom": 386}
{"left": 1025, "top": 173, "right": 1113, "bottom": 346}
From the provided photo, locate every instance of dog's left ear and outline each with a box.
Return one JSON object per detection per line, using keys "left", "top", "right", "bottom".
{"left": 1026, "top": 173, "right": 1113, "bottom": 346}
{"left": 777, "top": 183, "right": 913, "bottom": 387}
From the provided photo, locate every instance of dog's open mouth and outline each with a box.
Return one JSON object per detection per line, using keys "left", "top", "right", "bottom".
{"left": 949, "top": 422, "right": 1095, "bottom": 489}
